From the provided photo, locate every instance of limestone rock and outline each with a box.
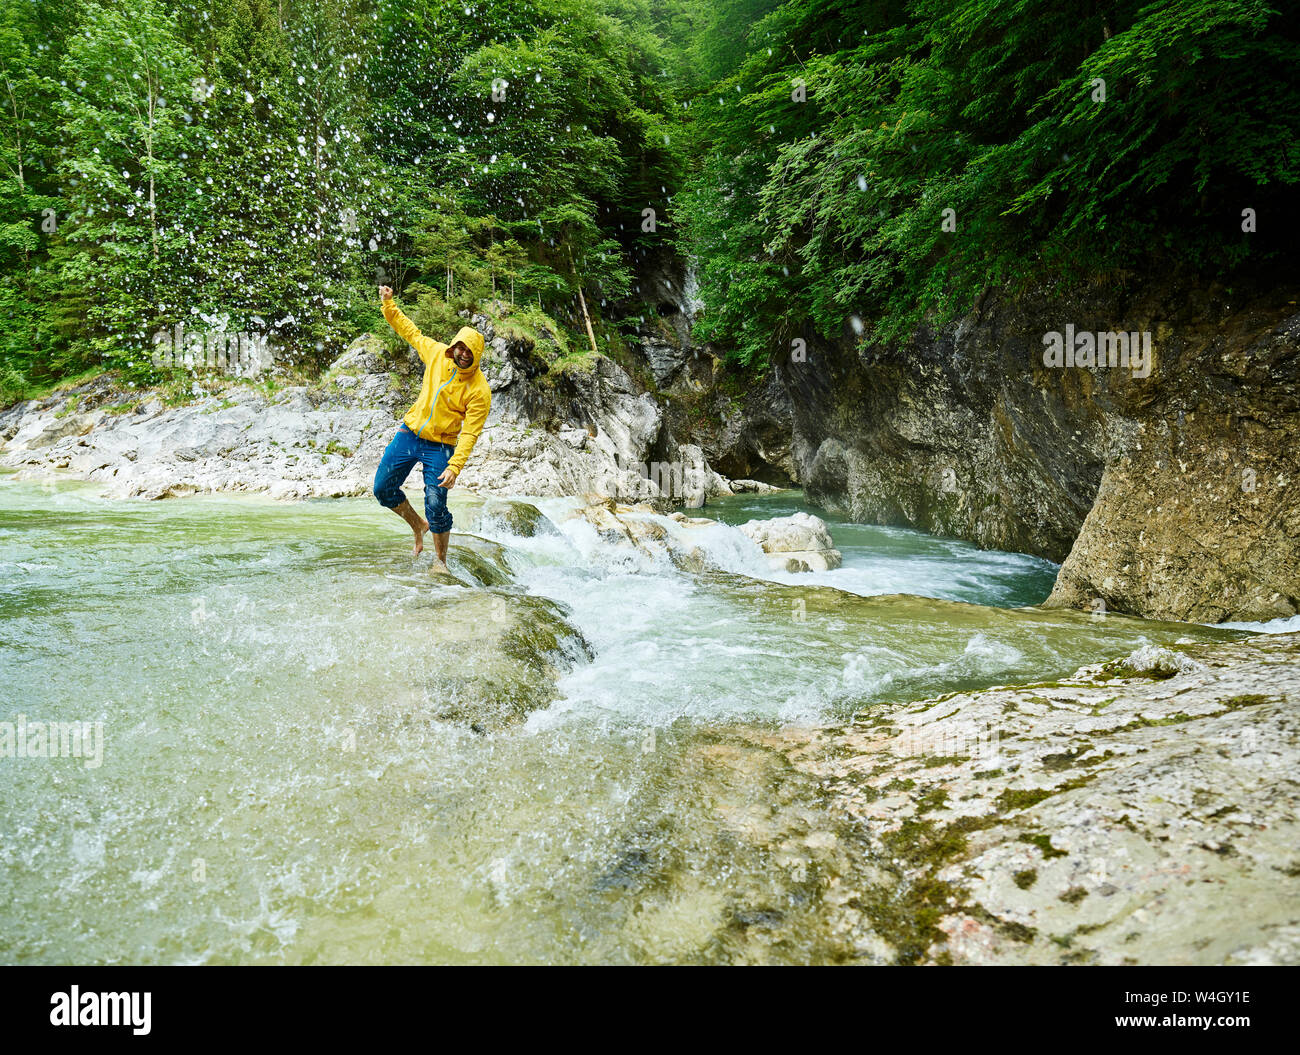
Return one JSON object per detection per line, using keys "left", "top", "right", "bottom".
{"left": 0, "top": 314, "right": 743, "bottom": 508}
{"left": 740, "top": 631, "right": 1300, "bottom": 964}
{"left": 782, "top": 278, "right": 1300, "bottom": 621}
{"left": 737, "top": 511, "right": 843, "bottom": 573}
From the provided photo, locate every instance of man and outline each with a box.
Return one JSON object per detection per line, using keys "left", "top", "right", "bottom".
{"left": 372, "top": 285, "right": 492, "bottom": 573}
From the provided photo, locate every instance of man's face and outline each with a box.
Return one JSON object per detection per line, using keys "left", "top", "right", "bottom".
{"left": 450, "top": 342, "right": 474, "bottom": 369}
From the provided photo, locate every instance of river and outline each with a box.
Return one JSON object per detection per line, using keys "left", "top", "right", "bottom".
{"left": 0, "top": 477, "right": 1245, "bottom": 963}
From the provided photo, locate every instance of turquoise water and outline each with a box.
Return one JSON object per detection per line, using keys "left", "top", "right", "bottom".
{"left": 705, "top": 491, "right": 1060, "bottom": 608}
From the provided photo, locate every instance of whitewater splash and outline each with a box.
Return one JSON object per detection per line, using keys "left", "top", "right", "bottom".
{"left": 457, "top": 494, "right": 1243, "bottom": 730}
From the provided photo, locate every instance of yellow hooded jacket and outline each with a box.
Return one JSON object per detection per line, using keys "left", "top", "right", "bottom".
{"left": 382, "top": 299, "right": 492, "bottom": 476}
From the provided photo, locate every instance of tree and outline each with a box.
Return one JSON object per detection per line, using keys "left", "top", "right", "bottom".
{"left": 56, "top": 0, "right": 200, "bottom": 364}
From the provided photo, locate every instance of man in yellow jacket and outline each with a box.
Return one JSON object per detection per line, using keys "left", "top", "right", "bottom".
{"left": 373, "top": 285, "right": 492, "bottom": 572}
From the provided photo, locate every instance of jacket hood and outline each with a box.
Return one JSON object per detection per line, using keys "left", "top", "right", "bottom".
{"left": 447, "top": 326, "right": 485, "bottom": 373}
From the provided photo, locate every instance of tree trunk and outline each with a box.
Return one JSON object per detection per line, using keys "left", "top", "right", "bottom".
{"left": 576, "top": 284, "right": 598, "bottom": 354}
{"left": 147, "top": 72, "right": 159, "bottom": 261}
{"left": 567, "top": 246, "right": 598, "bottom": 354}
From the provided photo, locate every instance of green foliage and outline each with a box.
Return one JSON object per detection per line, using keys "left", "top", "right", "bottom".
{"left": 0, "top": 0, "right": 1294, "bottom": 398}
{"left": 674, "top": 0, "right": 1300, "bottom": 366}
{"left": 0, "top": 0, "right": 685, "bottom": 401}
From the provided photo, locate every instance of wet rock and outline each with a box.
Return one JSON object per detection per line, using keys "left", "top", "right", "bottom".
{"left": 446, "top": 537, "right": 514, "bottom": 587}
{"left": 424, "top": 592, "right": 593, "bottom": 731}
{"left": 757, "top": 631, "right": 1300, "bottom": 964}
{"left": 559, "top": 498, "right": 709, "bottom": 570}
{"left": 737, "top": 512, "right": 843, "bottom": 573}
{"left": 471, "top": 498, "right": 558, "bottom": 539}
{"left": 728, "top": 478, "right": 784, "bottom": 494}
{"left": 1117, "top": 643, "right": 1205, "bottom": 677}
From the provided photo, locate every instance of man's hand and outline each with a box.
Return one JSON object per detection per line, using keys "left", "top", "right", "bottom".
{"left": 437, "top": 466, "right": 458, "bottom": 489}
{"left": 379, "top": 285, "right": 393, "bottom": 302}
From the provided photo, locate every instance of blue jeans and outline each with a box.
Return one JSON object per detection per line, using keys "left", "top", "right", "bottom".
{"left": 373, "top": 425, "right": 454, "bottom": 533}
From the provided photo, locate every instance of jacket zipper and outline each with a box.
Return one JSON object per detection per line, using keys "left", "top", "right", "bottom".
{"left": 416, "top": 365, "right": 458, "bottom": 440}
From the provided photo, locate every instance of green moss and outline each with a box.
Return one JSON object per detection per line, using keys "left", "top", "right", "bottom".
{"left": 1018, "top": 832, "right": 1067, "bottom": 859}
{"left": 1102, "top": 712, "right": 1195, "bottom": 734}
{"left": 998, "top": 919, "right": 1037, "bottom": 943}
{"left": 1013, "top": 868, "right": 1038, "bottom": 890}
{"left": 1059, "top": 886, "right": 1088, "bottom": 904}
{"left": 972, "top": 768, "right": 1004, "bottom": 780}
{"left": 856, "top": 812, "right": 999, "bottom": 965}
{"left": 922, "top": 754, "right": 969, "bottom": 768}
{"left": 53, "top": 394, "right": 81, "bottom": 418}
{"left": 916, "top": 788, "right": 949, "bottom": 813}
{"left": 883, "top": 777, "right": 916, "bottom": 793}
{"left": 1042, "top": 742, "right": 1101, "bottom": 771}
{"left": 1220, "top": 693, "right": 1275, "bottom": 709}
{"left": 1095, "top": 653, "right": 1199, "bottom": 682}
{"left": 966, "top": 902, "right": 1037, "bottom": 943}
{"left": 995, "top": 774, "right": 1093, "bottom": 812}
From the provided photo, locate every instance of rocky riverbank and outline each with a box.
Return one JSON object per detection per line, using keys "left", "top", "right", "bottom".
{"left": 781, "top": 277, "right": 1300, "bottom": 624}
{"left": 442, "top": 497, "right": 1300, "bottom": 965}
{"left": 690, "top": 631, "right": 1300, "bottom": 965}
{"left": 0, "top": 307, "right": 774, "bottom": 506}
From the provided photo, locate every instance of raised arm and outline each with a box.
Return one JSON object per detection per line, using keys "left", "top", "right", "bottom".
{"left": 379, "top": 286, "right": 441, "bottom": 364}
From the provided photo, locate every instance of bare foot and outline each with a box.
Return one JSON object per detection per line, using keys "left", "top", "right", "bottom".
{"left": 412, "top": 516, "right": 429, "bottom": 556}
{"left": 428, "top": 558, "right": 451, "bottom": 576}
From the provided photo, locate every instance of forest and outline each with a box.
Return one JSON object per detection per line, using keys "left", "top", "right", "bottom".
{"left": 1, "top": 0, "right": 1296, "bottom": 397}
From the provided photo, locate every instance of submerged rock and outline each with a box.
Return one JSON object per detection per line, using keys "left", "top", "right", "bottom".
{"left": 446, "top": 541, "right": 513, "bottom": 587}
{"left": 471, "top": 498, "right": 558, "bottom": 539}
{"left": 417, "top": 590, "right": 593, "bottom": 732}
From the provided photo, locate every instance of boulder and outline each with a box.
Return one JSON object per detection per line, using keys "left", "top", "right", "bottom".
{"left": 413, "top": 589, "right": 593, "bottom": 732}
{"left": 737, "top": 511, "right": 843, "bottom": 572}
{"left": 472, "top": 498, "right": 558, "bottom": 539}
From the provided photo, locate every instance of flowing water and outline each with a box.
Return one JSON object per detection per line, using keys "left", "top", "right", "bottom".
{"left": 0, "top": 477, "right": 1247, "bottom": 963}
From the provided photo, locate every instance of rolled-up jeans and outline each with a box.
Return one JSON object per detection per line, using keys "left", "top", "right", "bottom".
{"left": 373, "top": 424, "right": 454, "bottom": 534}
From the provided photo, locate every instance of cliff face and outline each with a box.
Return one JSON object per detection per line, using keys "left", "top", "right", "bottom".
{"left": 618, "top": 248, "right": 797, "bottom": 487}
{"left": 780, "top": 277, "right": 1300, "bottom": 623}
